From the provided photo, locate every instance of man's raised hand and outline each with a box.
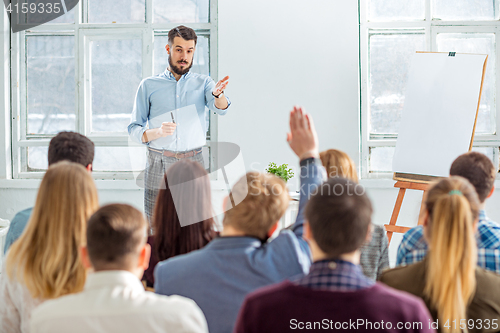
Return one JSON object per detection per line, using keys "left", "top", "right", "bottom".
{"left": 157, "top": 122, "right": 177, "bottom": 137}
{"left": 286, "top": 106, "right": 319, "bottom": 160}
{"left": 213, "top": 76, "right": 229, "bottom": 97}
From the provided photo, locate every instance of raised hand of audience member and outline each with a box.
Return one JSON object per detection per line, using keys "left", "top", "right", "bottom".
{"left": 286, "top": 106, "right": 319, "bottom": 160}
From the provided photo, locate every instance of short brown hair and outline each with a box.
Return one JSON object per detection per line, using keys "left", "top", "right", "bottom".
{"left": 305, "top": 178, "right": 372, "bottom": 258}
{"left": 48, "top": 131, "right": 94, "bottom": 167}
{"left": 223, "top": 172, "right": 289, "bottom": 240}
{"left": 449, "top": 152, "right": 496, "bottom": 202}
{"left": 168, "top": 25, "right": 197, "bottom": 45}
{"left": 87, "top": 204, "right": 147, "bottom": 270}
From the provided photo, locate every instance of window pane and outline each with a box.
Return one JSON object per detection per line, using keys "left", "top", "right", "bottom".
{"left": 88, "top": 0, "right": 145, "bottom": 23}
{"left": 368, "top": 0, "right": 424, "bottom": 21}
{"left": 27, "top": 147, "right": 48, "bottom": 171}
{"left": 154, "top": 0, "right": 209, "bottom": 23}
{"left": 369, "top": 147, "right": 395, "bottom": 172}
{"left": 369, "top": 33, "right": 425, "bottom": 134}
{"left": 436, "top": 33, "right": 496, "bottom": 134}
{"left": 91, "top": 39, "right": 142, "bottom": 133}
{"left": 154, "top": 34, "right": 209, "bottom": 75}
{"left": 27, "top": 36, "right": 75, "bottom": 135}
{"left": 93, "top": 147, "right": 147, "bottom": 172}
{"left": 471, "top": 147, "right": 497, "bottom": 167}
{"left": 432, "top": 0, "right": 498, "bottom": 20}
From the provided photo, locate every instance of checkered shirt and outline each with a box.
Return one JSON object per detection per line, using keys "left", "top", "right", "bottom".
{"left": 294, "top": 259, "right": 375, "bottom": 291}
{"left": 396, "top": 210, "right": 500, "bottom": 273}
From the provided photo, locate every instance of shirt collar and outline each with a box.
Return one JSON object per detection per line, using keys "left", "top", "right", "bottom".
{"left": 295, "top": 259, "right": 374, "bottom": 291}
{"left": 162, "top": 68, "right": 192, "bottom": 80}
{"left": 204, "top": 236, "right": 262, "bottom": 250}
{"left": 479, "top": 209, "right": 487, "bottom": 221}
{"left": 84, "top": 270, "right": 144, "bottom": 293}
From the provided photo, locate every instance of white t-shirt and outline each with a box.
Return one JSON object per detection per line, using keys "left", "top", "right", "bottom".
{"left": 30, "top": 270, "right": 208, "bottom": 333}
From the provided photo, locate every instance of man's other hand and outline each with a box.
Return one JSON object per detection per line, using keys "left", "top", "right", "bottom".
{"left": 157, "top": 122, "right": 177, "bottom": 137}
{"left": 286, "top": 106, "right": 319, "bottom": 160}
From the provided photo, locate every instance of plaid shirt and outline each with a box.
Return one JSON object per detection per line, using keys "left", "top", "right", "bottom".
{"left": 294, "top": 259, "right": 375, "bottom": 291}
{"left": 396, "top": 210, "right": 500, "bottom": 273}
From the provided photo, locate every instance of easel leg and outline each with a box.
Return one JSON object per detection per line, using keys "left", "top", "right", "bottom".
{"left": 386, "top": 188, "right": 406, "bottom": 244}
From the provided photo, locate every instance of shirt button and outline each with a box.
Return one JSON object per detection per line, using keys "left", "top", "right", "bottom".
{"left": 328, "top": 262, "right": 337, "bottom": 270}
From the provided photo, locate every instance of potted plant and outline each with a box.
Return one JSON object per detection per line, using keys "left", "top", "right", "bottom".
{"left": 265, "top": 162, "right": 294, "bottom": 182}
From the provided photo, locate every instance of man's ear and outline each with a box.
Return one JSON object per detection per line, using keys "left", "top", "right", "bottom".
{"left": 86, "top": 163, "right": 92, "bottom": 173}
{"left": 304, "top": 221, "right": 312, "bottom": 242}
{"left": 80, "top": 246, "right": 93, "bottom": 270}
{"left": 365, "top": 223, "right": 373, "bottom": 244}
{"left": 165, "top": 44, "right": 170, "bottom": 55}
{"left": 422, "top": 210, "right": 430, "bottom": 227}
{"left": 138, "top": 243, "right": 151, "bottom": 271}
{"left": 487, "top": 185, "right": 495, "bottom": 199}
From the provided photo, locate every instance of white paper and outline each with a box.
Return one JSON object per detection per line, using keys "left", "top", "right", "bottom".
{"left": 392, "top": 52, "right": 487, "bottom": 177}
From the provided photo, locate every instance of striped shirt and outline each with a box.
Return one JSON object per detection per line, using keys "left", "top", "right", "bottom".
{"left": 396, "top": 210, "right": 500, "bottom": 273}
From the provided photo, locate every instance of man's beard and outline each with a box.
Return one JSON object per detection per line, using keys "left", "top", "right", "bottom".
{"left": 169, "top": 56, "right": 193, "bottom": 76}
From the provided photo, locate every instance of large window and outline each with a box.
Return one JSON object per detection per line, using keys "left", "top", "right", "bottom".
{"left": 11, "top": 0, "right": 216, "bottom": 179}
{"left": 360, "top": 0, "right": 500, "bottom": 178}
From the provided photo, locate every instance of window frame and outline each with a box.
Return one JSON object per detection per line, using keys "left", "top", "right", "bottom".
{"left": 11, "top": 0, "right": 219, "bottom": 179}
{"left": 359, "top": 0, "right": 500, "bottom": 179}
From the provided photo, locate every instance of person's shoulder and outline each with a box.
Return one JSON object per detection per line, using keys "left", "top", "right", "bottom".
{"left": 403, "top": 225, "right": 424, "bottom": 239}
{"left": 11, "top": 207, "right": 33, "bottom": 223}
{"left": 379, "top": 261, "right": 425, "bottom": 288}
{"left": 474, "top": 267, "right": 500, "bottom": 300}
{"left": 31, "top": 292, "right": 86, "bottom": 323}
{"left": 369, "top": 283, "right": 427, "bottom": 313}
{"left": 144, "top": 291, "right": 202, "bottom": 312}
{"left": 156, "top": 247, "right": 209, "bottom": 276}
{"left": 241, "top": 281, "right": 295, "bottom": 309}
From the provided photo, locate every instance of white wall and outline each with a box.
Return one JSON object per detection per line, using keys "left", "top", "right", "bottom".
{"left": 2, "top": 1, "right": 499, "bottom": 264}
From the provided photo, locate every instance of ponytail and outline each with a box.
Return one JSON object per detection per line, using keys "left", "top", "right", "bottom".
{"left": 423, "top": 177, "right": 479, "bottom": 333}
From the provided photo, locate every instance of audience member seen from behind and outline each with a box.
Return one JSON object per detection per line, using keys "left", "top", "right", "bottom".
{"left": 142, "top": 160, "right": 217, "bottom": 288}
{"left": 30, "top": 204, "right": 208, "bottom": 333}
{"left": 154, "top": 106, "right": 325, "bottom": 333}
{"left": 380, "top": 177, "right": 500, "bottom": 333}
{"left": 234, "top": 177, "right": 434, "bottom": 333}
{"left": 397, "top": 152, "right": 500, "bottom": 273}
{"left": 0, "top": 162, "right": 99, "bottom": 333}
{"left": 320, "top": 149, "right": 389, "bottom": 280}
{"left": 4, "top": 131, "right": 95, "bottom": 254}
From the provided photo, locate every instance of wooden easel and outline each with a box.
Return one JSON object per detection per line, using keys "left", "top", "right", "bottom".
{"left": 385, "top": 52, "right": 487, "bottom": 243}
{"left": 384, "top": 181, "right": 429, "bottom": 244}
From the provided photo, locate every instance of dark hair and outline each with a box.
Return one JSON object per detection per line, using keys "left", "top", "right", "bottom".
{"left": 168, "top": 25, "right": 197, "bottom": 45}
{"left": 449, "top": 152, "right": 496, "bottom": 203}
{"left": 87, "top": 204, "right": 147, "bottom": 270}
{"left": 48, "top": 131, "right": 94, "bottom": 168}
{"left": 305, "top": 177, "right": 372, "bottom": 258}
{"left": 153, "top": 160, "right": 216, "bottom": 262}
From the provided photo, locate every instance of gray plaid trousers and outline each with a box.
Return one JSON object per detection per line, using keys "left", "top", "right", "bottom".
{"left": 144, "top": 150, "right": 205, "bottom": 230}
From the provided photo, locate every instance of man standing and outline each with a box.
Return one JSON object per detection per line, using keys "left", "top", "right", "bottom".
{"left": 128, "top": 25, "right": 230, "bottom": 224}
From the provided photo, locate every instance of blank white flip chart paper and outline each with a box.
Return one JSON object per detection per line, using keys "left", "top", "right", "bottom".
{"left": 392, "top": 52, "right": 487, "bottom": 177}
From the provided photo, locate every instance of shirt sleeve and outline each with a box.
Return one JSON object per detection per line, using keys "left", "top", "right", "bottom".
{"left": 377, "top": 228, "right": 390, "bottom": 278}
{"left": 204, "top": 77, "right": 231, "bottom": 115}
{"left": 128, "top": 80, "right": 150, "bottom": 145}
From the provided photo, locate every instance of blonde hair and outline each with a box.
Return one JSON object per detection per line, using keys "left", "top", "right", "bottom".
{"left": 319, "top": 149, "right": 358, "bottom": 182}
{"left": 223, "top": 172, "right": 289, "bottom": 239}
{"left": 6, "top": 161, "right": 99, "bottom": 299}
{"left": 424, "top": 176, "right": 479, "bottom": 333}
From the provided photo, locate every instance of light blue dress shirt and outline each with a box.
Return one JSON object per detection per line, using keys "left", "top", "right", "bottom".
{"left": 128, "top": 69, "right": 230, "bottom": 151}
